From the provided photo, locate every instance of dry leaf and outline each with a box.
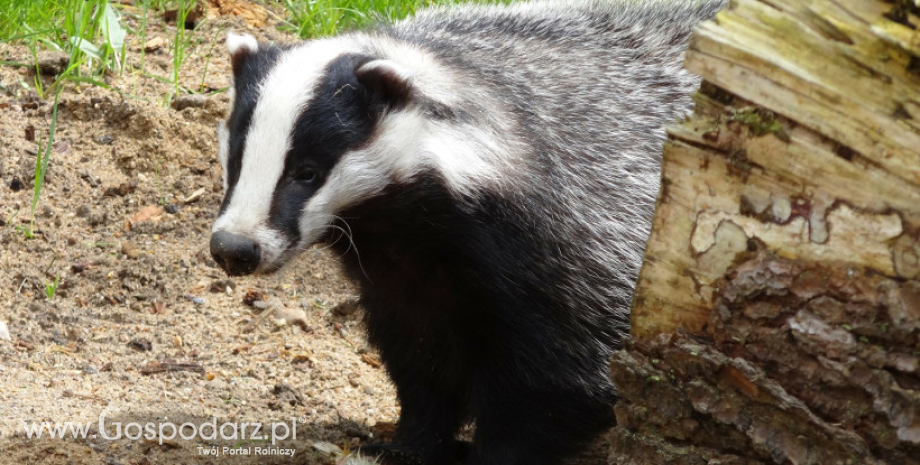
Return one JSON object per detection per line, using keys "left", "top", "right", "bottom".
{"left": 130, "top": 205, "right": 164, "bottom": 224}
{"left": 206, "top": 0, "right": 269, "bottom": 28}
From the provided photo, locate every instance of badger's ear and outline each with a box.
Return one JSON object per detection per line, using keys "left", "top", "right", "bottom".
{"left": 226, "top": 32, "right": 259, "bottom": 78}
{"left": 355, "top": 59, "right": 414, "bottom": 110}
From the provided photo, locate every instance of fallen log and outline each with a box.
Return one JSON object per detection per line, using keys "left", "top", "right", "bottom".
{"left": 612, "top": 0, "right": 920, "bottom": 463}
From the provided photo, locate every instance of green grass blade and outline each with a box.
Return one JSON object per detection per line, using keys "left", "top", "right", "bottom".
{"left": 29, "top": 88, "right": 61, "bottom": 236}
{"left": 101, "top": 2, "right": 127, "bottom": 72}
{"left": 69, "top": 36, "right": 103, "bottom": 60}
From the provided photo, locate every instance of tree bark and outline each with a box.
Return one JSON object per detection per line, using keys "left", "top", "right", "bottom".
{"left": 610, "top": 1, "right": 920, "bottom": 463}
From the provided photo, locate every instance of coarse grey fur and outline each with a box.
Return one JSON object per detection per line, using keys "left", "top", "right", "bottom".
{"left": 210, "top": 1, "right": 724, "bottom": 464}
{"left": 379, "top": 0, "right": 718, "bottom": 309}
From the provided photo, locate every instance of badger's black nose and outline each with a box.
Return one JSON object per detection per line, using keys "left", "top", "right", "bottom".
{"left": 210, "top": 231, "right": 260, "bottom": 276}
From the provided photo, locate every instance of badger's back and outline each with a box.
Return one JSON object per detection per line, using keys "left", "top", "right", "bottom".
{"left": 354, "top": 0, "right": 718, "bottom": 317}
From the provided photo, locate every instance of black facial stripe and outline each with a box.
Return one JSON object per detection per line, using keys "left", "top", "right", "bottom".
{"left": 267, "top": 54, "right": 380, "bottom": 244}
{"left": 219, "top": 45, "right": 285, "bottom": 215}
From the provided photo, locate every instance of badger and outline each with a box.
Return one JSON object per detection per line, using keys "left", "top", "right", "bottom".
{"left": 209, "top": 0, "right": 722, "bottom": 463}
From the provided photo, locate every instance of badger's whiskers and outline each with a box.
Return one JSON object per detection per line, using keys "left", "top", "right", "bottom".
{"left": 307, "top": 216, "right": 372, "bottom": 284}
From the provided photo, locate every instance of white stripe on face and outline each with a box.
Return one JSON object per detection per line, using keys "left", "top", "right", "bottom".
{"left": 212, "top": 39, "right": 358, "bottom": 269}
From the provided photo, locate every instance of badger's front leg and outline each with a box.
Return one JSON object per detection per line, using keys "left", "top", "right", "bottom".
{"left": 464, "top": 360, "right": 618, "bottom": 465}
{"left": 386, "top": 383, "right": 466, "bottom": 464}
{"left": 361, "top": 304, "right": 470, "bottom": 464}
{"left": 359, "top": 373, "right": 467, "bottom": 464}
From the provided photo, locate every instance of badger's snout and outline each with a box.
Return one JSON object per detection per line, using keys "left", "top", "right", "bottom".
{"left": 210, "top": 231, "right": 261, "bottom": 276}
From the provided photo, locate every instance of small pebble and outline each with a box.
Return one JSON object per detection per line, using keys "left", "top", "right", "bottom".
{"left": 165, "top": 203, "right": 178, "bottom": 214}
{"left": 0, "top": 321, "right": 11, "bottom": 341}
{"left": 71, "top": 261, "right": 91, "bottom": 273}
{"left": 332, "top": 298, "right": 361, "bottom": 317}
{"left": 35, "top": 54, "right": 69, "bottom": 76}
{"left": 87, "top": 211, "right": 107, "bottom": 226}
{"left": 192, "top": 296, "right": 206, "bottom": 305}
{"left": 209, "top": 279, "right": 236, "bottom": 293}
{"left": 80, "top": 171, "right": 100, "bottom": 187}
{"left": 171, "top": 94, "right": 208, "bottom": 111}
{"left": 80, "top": 363, "right": 98, "bottom": 375}
{"left": 144, "top": 37, "right": 167, "bottom": 52}
{"left": 104, "top": 182, "right": 136, "bottom": 197}
{"left": 121, "top": 241, "right": 141, "bottom": 259}
{"left": 128, "top": 338, "right": 152, "bottom": 352}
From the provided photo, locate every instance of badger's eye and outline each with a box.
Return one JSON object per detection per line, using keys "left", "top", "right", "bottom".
{"left": 294, "top": 169, "right": 318, "bottom": 184}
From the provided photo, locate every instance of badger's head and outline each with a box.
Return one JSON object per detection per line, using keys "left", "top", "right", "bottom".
{"left": 209, "top": 32, "right": 507, "bottom": 276}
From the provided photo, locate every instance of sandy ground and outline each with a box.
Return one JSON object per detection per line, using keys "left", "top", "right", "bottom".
{"left": 0, "top": 9, "right": 400, "bottom": 464}
{"left": 0, "top": 6, "right": 608, "bottom": 465}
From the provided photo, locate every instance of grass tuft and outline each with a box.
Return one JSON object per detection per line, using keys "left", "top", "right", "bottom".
{"left": 45, "top": 276, "right": 61, "bottom": 300}
{"left": 168, "top": 0, "right": 197, "bottom": 101}
{"left": 278, "top": 0, "right": 510, "bottom": 38}
{"left": 279, "top": 0, "right": 442, "bottom": 37}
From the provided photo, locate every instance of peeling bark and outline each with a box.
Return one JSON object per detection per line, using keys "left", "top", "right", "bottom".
{"left": 614, "top": 0, "right": 920, "bottom": 463}
{"left": 612, "top": 253, "right": 920, "bottom": 464}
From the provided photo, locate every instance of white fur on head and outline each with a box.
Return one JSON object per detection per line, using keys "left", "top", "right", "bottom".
{"left": 226, "top": 32, "right": 258, "bottom": 56}
{"left": 357, "top": 59, "right": 415, "bottom": 82}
